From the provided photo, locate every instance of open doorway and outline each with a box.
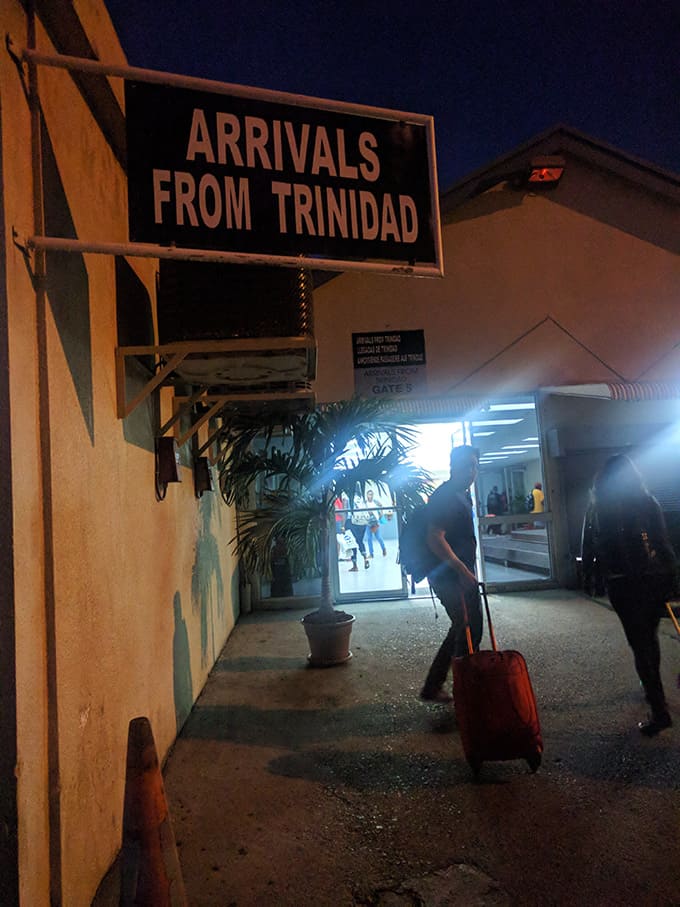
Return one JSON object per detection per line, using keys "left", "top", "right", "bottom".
{"left": 408, "top": 396, "right": 553, "bottom": 594}
{"left": 333, "top": 487, "right": 406, "bottom": 601}
{"left": 331, "top": 396, "right": 554, "bottom": 605}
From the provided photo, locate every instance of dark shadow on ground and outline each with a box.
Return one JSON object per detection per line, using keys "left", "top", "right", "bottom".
{"left": 267, "top": 748, "right": 471, "bottom": 791}
{"left": 181, "top": 702, "right": 427, "bottom": 748}
{"left": 212, "top": 655, "right": 311, "bottom": 672}
{"left": 181, "top": 700, "right": 678, "bottom": 791}
{"left": 268, "top": 730, "right": 678, "bottom": 792}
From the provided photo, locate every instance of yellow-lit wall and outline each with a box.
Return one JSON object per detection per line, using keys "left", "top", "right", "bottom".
{"left": 314, "top": 165, "right": 680, "bottom": 400}
{"left": 313, "top": 158, "right": 680, "bottom": 589}
{"left": 1, "top": 2, "right": 239, "bottom": 903}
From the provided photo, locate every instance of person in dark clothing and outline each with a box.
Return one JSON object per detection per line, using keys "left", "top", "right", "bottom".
{"left": 581, "top": 454, "right": 676, "bottom": 737}
{"left": 486, "top": 485, "right": 502, "bottom": 534}
{"left": 498, "top": 489, "right": 507, "bottom": 515}
{"left": 420, "top": 445, "right": 482, "bottom": 703}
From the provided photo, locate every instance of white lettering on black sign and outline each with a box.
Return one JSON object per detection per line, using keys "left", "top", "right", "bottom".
{"left": 126, "top": 82, "right": 438, "bottom": 267}
{"left": 352, "top": 330, "right": 427, "bottom": 397}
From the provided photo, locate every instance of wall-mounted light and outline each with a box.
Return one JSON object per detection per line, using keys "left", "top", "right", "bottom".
{"left": 527, "top": 155, "right": 565, "bottom": 189}
{"left": 193, "top": 457, "right": 214, "bottom": 498}
{"left": 469, "top": 154, "right": 567, "bottom": 200}
{"left": 155, "top": 436, "right": 182, "bottom": 500}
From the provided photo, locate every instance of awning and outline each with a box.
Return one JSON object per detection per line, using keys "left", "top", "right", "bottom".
{"left": 607, "top": 382, "right": 680, "bottom": 401}
{"left": 544, "top": 382, "right": 680, "bottom": 401}
{"left": 388, "top": 396, "right": 488, "bottom": 419}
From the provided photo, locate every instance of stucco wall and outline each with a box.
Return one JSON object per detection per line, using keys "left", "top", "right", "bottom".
{"left": 313, "top": 155, "right": 679, "bottom": 590}
{"left": 314, "top": 169, "right": 680, "bottom": 400}
{"left": 1, "top": 2, "right": 239, "bottom": 903}
{"left": 540, "top": 393, "right": 680, "bottom": 584}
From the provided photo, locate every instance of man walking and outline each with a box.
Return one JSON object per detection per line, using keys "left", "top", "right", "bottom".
{"left": 420, "top": 445, "right": 482, "bottom": 703}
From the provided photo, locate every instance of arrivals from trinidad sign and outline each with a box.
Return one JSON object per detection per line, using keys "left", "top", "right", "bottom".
{"left": 126, "top": 81, "right": 440, "bottom": 271}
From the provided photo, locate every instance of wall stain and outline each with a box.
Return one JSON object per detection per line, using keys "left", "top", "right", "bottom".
{"left": 115, "top": 256, "right": 157, "bottom": 450}
{"left": 172, "top": 591, "right": 193, "bottom": 733}
{"left": 41, "top": 117, "right": 94, "bottom": 442}
{"left": 191, "top": 492, "right": 225, "bottom": 667}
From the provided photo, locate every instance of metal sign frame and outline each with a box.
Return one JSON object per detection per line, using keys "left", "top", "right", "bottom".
{"left": 20, "top": 46, "right": 444, "bottom": 277}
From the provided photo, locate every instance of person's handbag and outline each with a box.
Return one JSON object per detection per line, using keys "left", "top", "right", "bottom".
{"left": 341, "top": 530, "right": 356, "bottom": 553}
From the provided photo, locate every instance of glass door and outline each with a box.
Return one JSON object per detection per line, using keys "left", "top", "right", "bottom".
{"left": 400, "top": 401, "right": 553, "bottom": 596}
{"left": 396, "top": 421, "right": 468, "bottom": 598}
{"left": 470, "top": 395, "right": 553, "bottom": 588}
{"left": 332, "top": 481, "right": 408, "bottom": 603}
{"left": 333, "top": 398, "right": 554, "bottom": 602}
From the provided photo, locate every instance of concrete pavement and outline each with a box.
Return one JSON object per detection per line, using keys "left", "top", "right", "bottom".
{"left": 162, "top": 589, "right": 679, "bottom": 906}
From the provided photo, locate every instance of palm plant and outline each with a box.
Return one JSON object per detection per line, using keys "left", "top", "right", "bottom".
{"left": 217, "top": 397, "right": 433, "bottom": 623}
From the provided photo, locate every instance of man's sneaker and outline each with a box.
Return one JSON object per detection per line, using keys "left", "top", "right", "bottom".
{"left": 638, "top": 712, "right": 672, "bottom": 737}
{"left": 420, "top": 687, "right": 453, "bottom": 704}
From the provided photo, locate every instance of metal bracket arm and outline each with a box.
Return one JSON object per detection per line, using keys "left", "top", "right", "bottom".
{"left": 180, "top": 388, "right": 316, "bottom": 458}
{"left": 176, "top": 398, "right": 229, "bottom": 448}
{"left": 115, "top": 347, "right": 189, "bottom": 419}
{"left": 116, "top": 338, "right": 315, "bottom": 422}
{"left": 159, "top": 387, "right": 209, "bottom": 437}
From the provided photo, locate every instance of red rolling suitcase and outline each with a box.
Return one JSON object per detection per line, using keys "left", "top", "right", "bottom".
{"left": 452, "top": 583, "right": 543, "bottom": 776}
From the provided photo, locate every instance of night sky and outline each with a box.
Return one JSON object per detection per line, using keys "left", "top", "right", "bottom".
{"left": 104, "top": 0, "right": 679, "bottom": 190}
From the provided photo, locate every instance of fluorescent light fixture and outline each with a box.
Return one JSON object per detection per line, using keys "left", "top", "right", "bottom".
{"left": 471, "top": 419, "right": 522, "bottom": 427}
{"left": 472, "top": 431, "right": 495, "bottom": 437}
{"left": 488, "top": 403, "right": 535, "bottom": 411}
{"left": 480, "top": 453, "right": 511, "bottom": 458}
{"left": 523, "top": 437, "right": 538, "bottom": 441}
{"left": 502, "top": 444, "right": 538, "bottom": 450}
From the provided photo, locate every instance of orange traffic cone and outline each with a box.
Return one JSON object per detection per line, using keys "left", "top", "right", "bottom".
{"left": 120, "top": 717, "right": 187, "bottom": 906}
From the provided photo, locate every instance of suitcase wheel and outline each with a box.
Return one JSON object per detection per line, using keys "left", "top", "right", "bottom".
{"left": 526, "top": 753, "right": 541, "bottom": 773}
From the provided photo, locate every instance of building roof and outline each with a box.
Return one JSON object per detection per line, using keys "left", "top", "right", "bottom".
{"left": 315, "top": 123, "right": 680, "bottom": 289}
{"left": 440, "top": 124, "right": 680, "bottom": 214}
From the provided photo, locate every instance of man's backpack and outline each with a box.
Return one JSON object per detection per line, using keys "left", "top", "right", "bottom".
{"left": 398, "top": 504, "right": 440, "bottom": 588}
{"left": 525, "top": 492, "right": 534, "bottom": 512}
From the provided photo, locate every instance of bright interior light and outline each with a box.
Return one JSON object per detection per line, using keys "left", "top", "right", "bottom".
{"left": 471, "top": 419, "right": 522, "bottom": 427}
{"left": 472, "top": 431, "right": 495, "bottom": 437}
{"left": 523, "top": 437, "right": 538, "bottom": 441}
{"left": 502, "top": 444, "right": 538, "bottom": 450}
{"left": 410, "top": 421, "right": 466, "bottom": 481}
{"left": 481, "top": 452, "right": 512, "bottom": 458}
{"left": 488, "top": 403, "right": 535, "bottom": 411}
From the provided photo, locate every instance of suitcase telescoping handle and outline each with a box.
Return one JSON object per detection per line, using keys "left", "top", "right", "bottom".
{"left": 666, "top": 601, "right": 680, "bottom": 637}
{"left": 460, "top": 582, "right": 498, "bottom": 655}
